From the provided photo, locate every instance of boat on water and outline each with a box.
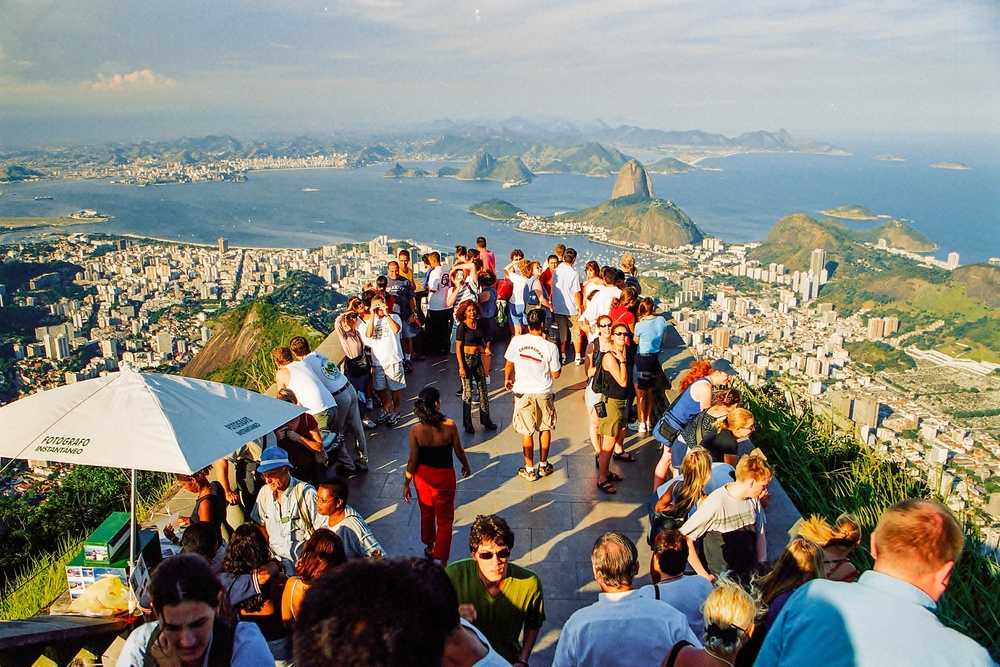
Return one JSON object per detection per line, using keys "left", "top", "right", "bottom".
{"left": 502, "top": 181, "right": 527, "bottom": 189}
{"left": 427, "top": 198, "right": 439, "bottom": 202}
{"left": 34, "top": 196, "right": 53, "bottom": 200}
{"left": 302, "top": 187, "right": 319, "bottom": 192}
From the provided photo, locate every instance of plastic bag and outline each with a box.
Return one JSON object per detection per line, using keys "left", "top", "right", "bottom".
{"left": 69, "top": 575, "right": 132, "bottom": 616}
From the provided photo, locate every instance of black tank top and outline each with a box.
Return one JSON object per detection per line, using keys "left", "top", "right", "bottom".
{"left": 417, "top": 444, "right": 454, "bottom": 469}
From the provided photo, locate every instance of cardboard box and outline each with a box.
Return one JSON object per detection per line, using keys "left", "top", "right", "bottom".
{"left": 67, "top": 528, "right": 161, "bottom": 599}
{"left": 84, "top": 512, "right": 131, "bottom": 564}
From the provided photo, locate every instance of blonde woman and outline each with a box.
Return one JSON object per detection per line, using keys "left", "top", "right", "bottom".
{"left": 660, "top": 577, "right": 761, "bottom": 667}
{"left": 794, "top": 513, "right": 862, "bottom": 582}
{"left": 701, "top": 408, "right": 756, "bottom": 468}
{"left": 648, "top": 448, "right": 713, "bottom": 577}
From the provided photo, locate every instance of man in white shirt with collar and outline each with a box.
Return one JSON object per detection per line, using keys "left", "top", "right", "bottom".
{"left": 250, "top": 447, "right": 319, "bottom": 573}
{"left": 551, "top": 247, "right": 584, "bottom": 365}
{"left": 552, "top": 531, "right": 700, "bottom": 667}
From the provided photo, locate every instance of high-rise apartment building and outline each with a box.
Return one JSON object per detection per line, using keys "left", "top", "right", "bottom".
{"left": 867, "top": 317, "right": 885, "bottom": 340}
{"left": 947, "top": 252, "right": 960, "bottom": 269}
{"left": 218, "top": 237, "right": 229, "bottom": 253}
{"left": 810, "top": 248, "right": 827, "bottom": 279}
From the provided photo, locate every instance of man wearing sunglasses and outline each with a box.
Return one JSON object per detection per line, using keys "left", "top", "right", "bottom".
{"left": 446, "top": 515, "right": 545, "bottom": 666}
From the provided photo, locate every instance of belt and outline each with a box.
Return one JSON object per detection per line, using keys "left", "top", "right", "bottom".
{"left": 332, "top": 384, "right": 351, "bottom": 397}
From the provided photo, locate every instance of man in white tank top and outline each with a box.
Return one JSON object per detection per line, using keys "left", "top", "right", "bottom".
{"left": 273, "top": 346, "right": 336, "bottom": 431}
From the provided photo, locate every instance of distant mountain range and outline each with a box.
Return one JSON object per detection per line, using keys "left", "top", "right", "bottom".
{"left": 1, "top": 120, "right": 849, "bottom": 179}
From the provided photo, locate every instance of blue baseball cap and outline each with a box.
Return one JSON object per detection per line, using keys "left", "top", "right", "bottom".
{"left": 258, "top": 446, "right": 291, "bottom": 474}
{"left": 711, "top": 359, "right": 737, "bottom": 376}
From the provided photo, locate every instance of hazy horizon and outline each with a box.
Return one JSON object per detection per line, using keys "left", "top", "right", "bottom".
{"left": 2, "top": 1, "right": 998, "bottom": 147}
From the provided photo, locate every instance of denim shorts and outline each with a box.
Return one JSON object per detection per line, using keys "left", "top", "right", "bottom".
{"left": 508, "top": 302, "right": 527, "bottom": 326}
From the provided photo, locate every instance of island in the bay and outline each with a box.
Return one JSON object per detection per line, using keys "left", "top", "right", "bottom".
{"left": 932, "top": 161, "right": 971, "bottom": 170}
{"left": 821, "top": 205, "right": 879, "bottom": 220}
{"left": 874, "top": 154, "right": 906, "bottom": 162}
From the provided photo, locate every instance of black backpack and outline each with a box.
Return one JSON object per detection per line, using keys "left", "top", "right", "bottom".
{"left": 589, "top": 345, "right": 609, "bottom": 396}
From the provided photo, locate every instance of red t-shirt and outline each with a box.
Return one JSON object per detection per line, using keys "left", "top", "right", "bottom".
{"left": 609, "top": 306, "right": 635, "bottom": 327}
{"left": 540, "top": 268, "right": 554, "bottom": 299}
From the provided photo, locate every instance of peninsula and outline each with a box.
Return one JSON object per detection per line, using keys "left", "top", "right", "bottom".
{"left": 468, "top": 199, "right": 526, "bottom": 221}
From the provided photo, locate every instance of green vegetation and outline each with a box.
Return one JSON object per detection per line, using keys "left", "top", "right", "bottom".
{"left": 203, "top": 298, "right": 324, "bottom": 393}
{"left": 821, "top": 205, "right": 878, "bottom": 220}
{"left": 267, "top": 271, "right": 347, "bottom": 331}
{"left": 436, "top": 166, "right": 461, "bottom": 177}
{"left": 456, "top": 153, "right": 534, "bottom": 184}
{"left": 908, "top": 317, "right": 1000, "bottom": 365}
{"left": 0, "top": 165, "right": 44, "bottom": 182}
{"left": 0, "top": 465, "right": 172, "bottom": 588}
{"left": 530, "top": 142, "right": 631, "bottom": 177}
{"left": 639, "top": 276, "right": 679, "bottom": 303}
{"left": 948, "top": 408, "right": 1000, "bottom": 419}
{"left": 468, "top": 199, "right": 526, "bottom": 221}
{"left": 854, "top": 219, "right": 937, "bottom": 252}
{"left": 845, "top": 340, "right": 916, "bottom": 372}
{"left": 554, "top": 194, "right": 704, "bottom": 248}
{"left": 746, "top": 384, "right": 1000, "bottom": 658}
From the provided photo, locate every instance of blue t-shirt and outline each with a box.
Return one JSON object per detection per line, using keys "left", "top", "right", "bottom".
{"left": 634, "top": 317, "right": 668, "bottom": 354}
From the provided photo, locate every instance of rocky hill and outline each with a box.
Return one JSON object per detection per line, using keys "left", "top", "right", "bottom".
{"left": 611, "top": 159, "right": 654, "bottom": 199}
{"left": 527, "top": 142, "right": 630, "bottom": 177}
{"left": 455, "top": 153, "right": 534, "bottom": 184}
{"left": 954, "top": 264, "right": 1000, "bottom": 309}
{"left": 555, "top": 193, "right": 703, "bottom": 248}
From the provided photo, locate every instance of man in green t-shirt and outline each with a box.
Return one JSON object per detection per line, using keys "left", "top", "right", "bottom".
{"left": 446, "top": 514, "right": 545, "bottom": 665}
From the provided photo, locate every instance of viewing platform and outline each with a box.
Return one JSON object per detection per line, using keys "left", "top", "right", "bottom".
{"left": 0, "top": 328, "right": 802, "bottom": 667}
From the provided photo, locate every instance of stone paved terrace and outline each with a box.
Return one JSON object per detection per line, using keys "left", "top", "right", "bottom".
{"left": 155, "top": 330, "right": 801, "bottom": 667}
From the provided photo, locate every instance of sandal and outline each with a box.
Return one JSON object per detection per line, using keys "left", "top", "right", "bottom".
{"left": 597, "top": 479, "right": 618, "bottom": 494}
{"left": 613, "top": 451, "right": 636, "bottom": 463}
{"left": 423, "top": 546, "right": 435, "bottom": 560}
{"left": 606, "top": 471, "right": 624, "bottom": 482}
{"left": 595, "top": 454, "right": 600, "bottom": 468}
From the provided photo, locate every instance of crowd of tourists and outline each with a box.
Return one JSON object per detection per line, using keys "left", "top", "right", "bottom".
{"left": 124, "top": 236, "right": 996, "bottom": 667}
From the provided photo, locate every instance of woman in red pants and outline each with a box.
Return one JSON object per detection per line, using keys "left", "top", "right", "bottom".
{"left": 403, "top": 386, "right": 472, "bottom": 565}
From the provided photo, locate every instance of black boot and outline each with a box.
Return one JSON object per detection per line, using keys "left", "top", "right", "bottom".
{"left": 480, "top": 410, "right": 498, "bottom": 431}
{"left": 462, "top": 403, "right": 475, "bottom": 434}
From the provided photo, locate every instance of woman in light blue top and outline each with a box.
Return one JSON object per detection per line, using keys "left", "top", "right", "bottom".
{"left": 632, "top": 298, "right": 668, "bottom": 433}
{"left": 117, "top": 553, "right": 274, "bottom": 667}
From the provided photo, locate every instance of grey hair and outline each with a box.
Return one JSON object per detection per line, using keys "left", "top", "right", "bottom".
{"left": 591, "top": 532, "right": 638, "bottom": 588}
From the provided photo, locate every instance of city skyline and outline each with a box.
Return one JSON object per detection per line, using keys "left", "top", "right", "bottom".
{"left": 1, "top": 0, "right": 999, "bottom": 144}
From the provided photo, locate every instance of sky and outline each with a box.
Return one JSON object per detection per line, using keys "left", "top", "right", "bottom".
{"left": 0, "top": 0, "right": 998, "bottom": 144}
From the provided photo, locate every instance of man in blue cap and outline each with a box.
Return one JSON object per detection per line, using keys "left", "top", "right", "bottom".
{"left": 251, "top": 446, "right": 318, "bottom": 572}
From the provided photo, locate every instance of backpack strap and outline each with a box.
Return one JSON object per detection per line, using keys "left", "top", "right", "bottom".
{"left": 293, "top": 483, "right": 315, "bottom": 541}
{"left": 654, "top": 584, "right": 660, "bottom": 600}
{"left": 143, "top": 625, "right": 163, "bottom": 667}
{"left": 695, "top": 411, "right": 706, "bottom": 448}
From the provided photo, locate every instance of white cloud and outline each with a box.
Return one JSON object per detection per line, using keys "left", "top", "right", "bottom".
{"left": 87, "top": 68, "right": 176, "bottom": 92}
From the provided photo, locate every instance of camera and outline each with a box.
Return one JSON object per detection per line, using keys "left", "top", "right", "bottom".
{"left": 594, "top": 402, "right": 608, "bottom": 419}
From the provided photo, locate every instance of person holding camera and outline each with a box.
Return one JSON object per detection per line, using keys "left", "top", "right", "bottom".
{"left": 361, "top": 294, "right": 406, "bottom": 426}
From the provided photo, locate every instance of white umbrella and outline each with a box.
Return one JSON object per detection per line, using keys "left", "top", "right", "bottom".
{"left": 0, "top": 364, "right": 306, "bottom": 599}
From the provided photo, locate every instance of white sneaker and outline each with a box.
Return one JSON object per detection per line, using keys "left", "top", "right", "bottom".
{"left": 574, "top": 357, "right": 584, "bottom": 366}
{"left": 628, "top": 420, "right": 647, "bottom": 432}
{"left": 485, "top": 374, "right": 491, "bottom": 386}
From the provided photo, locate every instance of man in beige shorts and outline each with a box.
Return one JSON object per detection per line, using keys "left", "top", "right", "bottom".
{"left": 504, "top": 308, "right": 562, "bottom": 482}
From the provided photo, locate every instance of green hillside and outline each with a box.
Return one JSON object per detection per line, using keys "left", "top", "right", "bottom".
{"left": 754, "top": 215, "right": 1000, "bottom": 362}
{"left": 456, "top": 153, "right": 534, "bottom": 183}
{"left": 646, "top": 157, "right": 695, "bottom": 174}
{"left": 554, "top": 193, "right": 704, "bottom": 248}
{"left": 383, "top": 163, "right": 431, "bottom": 178}
{"left": 821, "top": 205, "right": 877, "bottom": 220}
{"left": 854, "top": 219, "right": 938, "bottom": 252}
{"left": 0, "top": 165, "right": 44, "bottom": 182}
{"left": 469, "top": 199, "right": 526, "bottom": 221}
{"left": 845, "top": 340, "right": 915, "bottom": 372}
{"left": 529, "top": 142, "right": 631, "bottom": 177}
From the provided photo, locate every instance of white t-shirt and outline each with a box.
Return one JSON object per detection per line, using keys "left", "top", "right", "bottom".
{"left": 505, "top": 333, "right": 561, "bottom": 394}
{"left": 508, "top": 270, "right": 529, "bottom": 306}
{"left": 582, "top": 284, "right": 621, "bottom": 327}
{"left": 427, "top": 266, "right": 451, "bottom": 311}
{"left": 285, "top": 360, "right": 336, "bottom": 414}
{"left": 301, "top": 350, "right": 349, "bottom": 394}
{"left": 552, "top": 263, "right": 582, "bottom": 316}
{"left": 360, "top": 314, "right": 404, "bottom": 367}
{"left": 462, "top": 618, "right": 511, "bottom": 667}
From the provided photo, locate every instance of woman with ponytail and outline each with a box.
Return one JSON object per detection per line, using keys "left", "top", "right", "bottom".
{"left": 661, "top": 576, "right": 761, "bottom": 667}
{"left": 701, "top": 408, "right": 756, "bottom": 467}
{"left": 403, "top": 387, "right": 471, "bottom": 566}
{"left": 670, "top": 388, "right": 742, "bottom": 476}
{"left": 794, "top": 513, "right": 862, "bottom": 582}
{"left": 652, "top": 358, "right": 737, "bottom": 490}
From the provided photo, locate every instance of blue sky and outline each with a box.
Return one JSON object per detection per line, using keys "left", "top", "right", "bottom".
{"left": 1, "top": 0, "right": 998, "bottom": 142}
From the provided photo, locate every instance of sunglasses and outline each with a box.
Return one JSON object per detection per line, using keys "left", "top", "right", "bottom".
{"left": 598, "top": 323, "right": 612, "bottom": 328}
{"left": 476, "top": 548, "right": 511, "bottom": 560}
{"left": 613, "top": 332, "right": 629, "bottom": 337}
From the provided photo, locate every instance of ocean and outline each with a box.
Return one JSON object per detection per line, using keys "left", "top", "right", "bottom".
{"left": 1, "top": 137, "right": 997, "bottom": 263}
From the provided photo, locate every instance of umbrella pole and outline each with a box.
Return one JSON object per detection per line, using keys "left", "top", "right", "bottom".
{"left": 129, "top": 468, "right": 137, "bottom": 614}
